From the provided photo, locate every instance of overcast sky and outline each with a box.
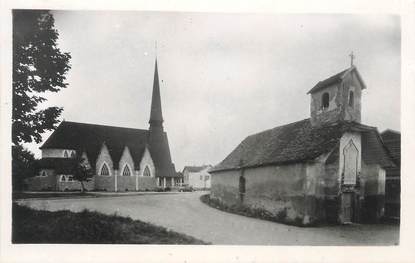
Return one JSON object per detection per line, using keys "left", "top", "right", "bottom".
{"left": 26, "top": 11, "right": 400, "bottom": 171}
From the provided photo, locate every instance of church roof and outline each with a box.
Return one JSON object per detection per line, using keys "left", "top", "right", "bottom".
{"left": 35, "top": 158, "right": 77, "bottom": 174}
{"left": 307, "top": 66, "right": 366, "bottom": 94}
{"left": 40, "top": 121, "right": 149, "bottom": 171}
{"left": 210, "top": 119, "right": 394, "bottom": 173}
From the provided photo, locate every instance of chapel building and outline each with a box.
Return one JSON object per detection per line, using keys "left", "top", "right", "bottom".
{"left": 26, "top": 59, "right": 179, "bottom": 191}
{"left": 209, "top": 64, "right": 396, "bottom": 225}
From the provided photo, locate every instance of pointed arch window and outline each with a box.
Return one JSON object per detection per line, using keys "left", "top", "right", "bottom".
{"left": 349, "top": 91, "right": 354, "bottom": 108}
{"left": 70, "top": 151, "right": 76, "bottom": 158}
{"left": 64, "top": 150, "right": 69, "bottom": 158}
{"left": 122, "top": 165, "right": 131, "bottom": 176}
{"left": 143, "top": 166, "right": 151, "bottom": 177}
{"left": 100, "top": 163, "right": 110, "bottom": 176}
{"left": 60, "top": 175, "right": 67, "bottom": 182}
{"left": 322, "top": 92, "right": 330, "bottom": 109}
{"left": 40, "top": 170, "right": 47, "bottom": 177}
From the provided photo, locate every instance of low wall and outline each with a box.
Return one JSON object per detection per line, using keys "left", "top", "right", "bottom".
{"left": 210, "top": 163, "right": 312, "bottom": 225}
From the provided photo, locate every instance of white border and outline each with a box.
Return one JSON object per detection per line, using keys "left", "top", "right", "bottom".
{"left": 1, "top": 1, "right": 414, "bottom": 263}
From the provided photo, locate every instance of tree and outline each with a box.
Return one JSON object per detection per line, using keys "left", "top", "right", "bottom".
{"left": 71, "top": 156, "right": 94, "bottom": 193}
{"left": 12, "top": 145, "right": 38, "bottom": 190}
{"left": 13, "top": 10, "right": 71, "bottom": 145}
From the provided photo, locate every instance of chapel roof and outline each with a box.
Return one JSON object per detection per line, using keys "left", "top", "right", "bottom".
{"left": 381, "top": 129, "right": 401, "bottom": 166}
{"left": 40, "top": 121, "right": 150, "bottom": 171}
{"left": 307, "top": 66, "right": 366, "bottom": 94}
{"left": 209, "top": 119, "right": 394, "bottom": 173}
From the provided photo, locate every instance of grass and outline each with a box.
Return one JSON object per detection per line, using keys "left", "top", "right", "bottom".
{"left": 12, "top": 203, "right": 208, "bottom": 244}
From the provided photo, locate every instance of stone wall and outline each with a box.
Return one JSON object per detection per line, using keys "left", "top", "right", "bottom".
{"left": 210, "top": 163, "right": 310, "bottom": 225}
{"left": 95, "top": 144, "right": 116, "bottom": 191}
{"left": 361, "top": 162, "right": 386, "bottom": 221}
{"left": 57, "top": 176, "right": 95, "bottom": 191}
{"left": 25, "top": 169, "right": 57, "bottom": 191}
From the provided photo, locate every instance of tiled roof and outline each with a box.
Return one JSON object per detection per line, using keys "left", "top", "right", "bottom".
{"left": 35, "top": 158, "right": 77, "bottom": 174}
{"left": 381, "top": 130, "right": 401, "bottom": 166}
{"left": 210, "top": 119, "right": 394, "bottom": 173}
{"left": 307, "top": 66, "right": 366, "bottom": 94}
{"left": 183, "top": 165, "right": 212, "bottom": 173}
{"left": 40, "top": 121, "right": 176, "bottom": 177}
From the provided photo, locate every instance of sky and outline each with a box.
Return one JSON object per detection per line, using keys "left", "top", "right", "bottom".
{"left": 25, "top": 11, "right": 400, "bottom": 171}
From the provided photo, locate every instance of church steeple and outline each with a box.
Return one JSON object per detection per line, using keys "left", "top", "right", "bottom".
{"left": 149, "top": 58, "right": 164, "bottom": 131}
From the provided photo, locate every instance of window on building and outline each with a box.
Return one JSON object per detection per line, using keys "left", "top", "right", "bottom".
{"left": 205, "top": 175, "right": 209, "bottom": 180}
{"left": 40, "top": 171, "right": 47, "bottom": 177}
{"left": 200, "top": 175, "right": 203, "bottom": 180}
{"left": 143, "top": 166, "right": 151, "bottom": 177}
{"left": 122, "top": 165, "right": 131, "bottom": 176}
{"left": 100, "top": 163, "right": 110, "bottom": 176}
{"left": 71, "top": 151, "right": 76, "bottom": 158}
{"left": 64, "top": 150, "right": 69, "bottom": 158}
{"left": 59, "top": 175, "right": 67, "bottom": 182}
{"left": 349, "top": 91, "right": 354, "bottom": 107}
{"left": 67, "top": 175, "right": 74, "bottom": 182}
{"left": 322, "top": 92, "right": 329, "bottom": 109}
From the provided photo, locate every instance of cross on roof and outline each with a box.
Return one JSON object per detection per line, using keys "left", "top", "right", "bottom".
{"left": 349, "top": 51, "right": 355, "bottom": 67}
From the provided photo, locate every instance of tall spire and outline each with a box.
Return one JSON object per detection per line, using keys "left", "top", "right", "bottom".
{"left": 149, "top": 58, "right": 164, "bottom": 131}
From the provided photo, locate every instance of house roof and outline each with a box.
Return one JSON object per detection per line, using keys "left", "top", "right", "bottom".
{"left": 307, "top": 66, "right": 367, "bottom": 94}
{"left": 381, "top": 129, "right": 401, "bottom": 166}
{"left": 183, "top": 165, "right": 212, "bottom": 173}
{"left": 210, "top": 119, "right": 394, "bottom": 173}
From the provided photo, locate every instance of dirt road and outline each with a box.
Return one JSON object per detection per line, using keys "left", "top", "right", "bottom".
{"left": 17, "top": 191, "right": 399, "bottom": 245}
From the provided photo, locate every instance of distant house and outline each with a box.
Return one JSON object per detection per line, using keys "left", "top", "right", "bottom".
{"left": 209, "top": 65, "right": 396, "bottom": 225}
{"left": 381, "top": 130, "right": 401, "bottom": 219}
{"left": 25, "top": 59, "right": 179, "bottom": 191}
{"left": 183, "top": 165, "right": 212, "bottom": 189}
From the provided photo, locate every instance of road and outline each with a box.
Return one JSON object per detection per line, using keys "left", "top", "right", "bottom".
{"left": 17, "top": 191, "right": 399, "bottom": 245}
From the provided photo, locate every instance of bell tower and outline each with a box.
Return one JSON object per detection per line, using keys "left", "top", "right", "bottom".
{"left": 308, "top": 55, "right": 366, "bottom": 127}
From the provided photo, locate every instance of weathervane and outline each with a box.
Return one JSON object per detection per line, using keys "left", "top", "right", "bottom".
{"left": 349, "top": 51, "right": 355, "bottom": 67}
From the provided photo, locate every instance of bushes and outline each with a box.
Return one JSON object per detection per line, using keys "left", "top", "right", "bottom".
{"left": 12, "top": 203, "right": 208, "bottom": 244}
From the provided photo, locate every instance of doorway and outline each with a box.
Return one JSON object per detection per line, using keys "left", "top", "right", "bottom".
{"left": 239, "top": 175, "right": 246, "bottom": 203}
{"left": 341, "top": 192, "right": 354, "bottom": 223}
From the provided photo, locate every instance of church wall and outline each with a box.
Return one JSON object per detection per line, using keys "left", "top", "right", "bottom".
{"left": 119, "top": 147, "right": 135, "bottom": 177}
{"left": 210, "top": 163, "right": 310, "bottom": 225}
{"left": 310, "top": 83, "right": 343, "bottom": 126}
{"left": 361, "top": 162, "right": 386, "bottom": 221}
{"left": 57, "top": 176, "right": 95, "bottom": 191}
{"left": 94, "top": 144, "right": 116, "bottom": 191}
{"left": 25, "top": 169, "right": 57, "bottom": 191}
{"left": 42, "top": 149, "right": 75, "bottom": 158}
{"left": 116, "top": 176, "right": 136, "bottom": 192}
{"left": 139, "top": 148, "right": 156, "bottom": 177}
{"left": 341, "top": 71, "right": 362, "bottom": 122}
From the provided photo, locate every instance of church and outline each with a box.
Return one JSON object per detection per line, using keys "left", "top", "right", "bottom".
{"left": 209, "top": 62, "right": 396, "bottom": 225}
{"left": 25, "top": 59, "right": 179, "bottom": 192}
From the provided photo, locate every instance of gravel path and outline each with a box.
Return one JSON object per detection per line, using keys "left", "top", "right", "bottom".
{"left": 17, "top": 191, "right": 399, "bottom": 245}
